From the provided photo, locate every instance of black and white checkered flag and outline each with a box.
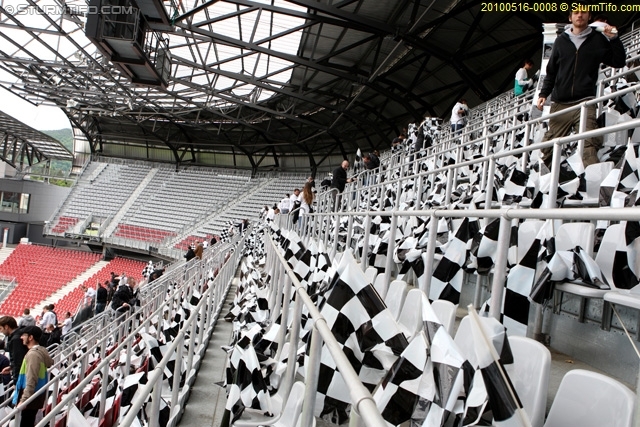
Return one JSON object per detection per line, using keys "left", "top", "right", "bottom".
{"left": 468, "top": 309, "right": 529, "bottom": 427}
{"left": 616, "top": 221, "right": 640, "bottom": 289}
{"left": 501, "top": 166, "right": 528, "bottom": 205}
{"left": 468, "top": 218, "right": 501, "bottom": 276}
{"left": 311, "top": 250, "right": 408, "bottom": 423}
{"left": 429, "top": 217, "right": 474, "bottom": 304}
{"left": 225, "top": 331, "right": 274, "bottom": 422}
{"left": 500, "top": 220, "right": 553, "bottom": 336}
{"left": 530, "top": 246, "right": 610, "bottom": 305}
{"left": 373, "top": 292, "right": 473, "bottom": 426}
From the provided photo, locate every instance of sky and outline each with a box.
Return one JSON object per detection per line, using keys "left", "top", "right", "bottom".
{"left": 0, "top": 88, "right": 71, "bottom": 131}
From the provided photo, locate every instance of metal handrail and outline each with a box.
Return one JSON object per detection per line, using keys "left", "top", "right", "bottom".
{"left": 0, "top": 241, "right": 239, "bottom": 426}
{"left": 264, "top": 232, "right": 388, "bottom": 427}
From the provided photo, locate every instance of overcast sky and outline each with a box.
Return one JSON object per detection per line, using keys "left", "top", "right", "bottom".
{"left": 0, "top": 87, "right": 71, "bottom": 131}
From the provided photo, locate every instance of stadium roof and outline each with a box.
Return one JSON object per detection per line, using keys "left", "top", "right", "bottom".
{"left": 0, "top": 0, "right": 638, "bottom": 171}
{"left": 0, "top": 110, "right": 73, "bottom": 170}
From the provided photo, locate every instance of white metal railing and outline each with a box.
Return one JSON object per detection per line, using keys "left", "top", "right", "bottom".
{"left": 314, "top": 79, "right": 640, "bottom": 221}
{"left": 261, "top": 231, "right": 388, "bottom": 427}
{"left": 0, "top": 237, "right": 243, "bottom": 427}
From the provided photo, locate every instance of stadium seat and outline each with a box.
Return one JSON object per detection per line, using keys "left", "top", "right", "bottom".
{"left": 543, "top": 369, "right": 636, "bottom": 427}
{"left": 397, "top": 288, "right": 423, "bottom": 341}
{"left": 505, "top": 336, "right": 551, "bottom": 427}
{"left": 383, "top": 280, "right": 409, "bottom": 320}
{"left": 431, "top": 299, "right": 457, "bottom": 336}
{"left": 554, "top": 223, "right": 621, "bottom": 324}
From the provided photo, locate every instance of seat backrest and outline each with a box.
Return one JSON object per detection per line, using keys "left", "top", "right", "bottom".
{"left": 595, "top": 223, "right": 624, "bottom": 289}
{"left": 273, "top": 381, "right": 306, "bottom": 427}
{"left": 397, "top": 288, "right": 424, "bottom": 341}
{"left": 453, "top": 316, "right": 476, "bottom": 365}
{"left": 517, "top": 220, "right": 544, "bottom": 263}
{"left": 372, "top": 274, "right": 387, "bottom": 298}
{"left": 363, "top": 266, "right": 378, "bottom": 286}
{"left": 431, "top": 299, "right": 457, "bottom": 336}
{"left": 505, "top": 336, "right": 551, "bottom": 427}
{"left": 555, "top": 222, "right": 595, "bottom": 256}
{"left": 585, "top": 161, "right": 614, "bottom": 199}
{"left": 544, "top": 369, "right": 636, "bottom": 427}
{"left": 384, "top": 280, "right": 409, "bottom": 320}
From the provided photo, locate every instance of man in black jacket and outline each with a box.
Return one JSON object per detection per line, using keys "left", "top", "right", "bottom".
{"left": 537, "top": 8, "right": 625, "bottom": 167}
{"left": 0, "top": 316, "right": 28, "bottom": 384}
{"left": 111, "top": 281, "right": 135, "bottom": 314}
{"left": 330, "top": 160, "right": 353, "bottom": 210}
{"left": 95, "top": 281, "right": 108, "bottom": 314}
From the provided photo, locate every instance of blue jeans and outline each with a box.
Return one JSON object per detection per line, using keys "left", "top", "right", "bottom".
{"left": 451, "top": 123, "right": 465, "bottom": 135}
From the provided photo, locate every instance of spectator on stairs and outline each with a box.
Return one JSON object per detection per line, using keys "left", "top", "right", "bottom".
{"left": 95, "top": 281, "right": 108, "bottom": 314}
{"left": 18, "top": 309, "right": 35, "bottom": 328}
{"left": 14, "top": 325, "right": 54, "bottom": 427}
{"left": 39, "top": 305, "right": 56, "bottom": 330}
{"left": 194, "top": 242, "right": 204, "bottom": 260}
{"left": 514, "top": 59, "right": 534, "bottom": 96}
{"left": 0, "top": 316, "right": 28, "bottom": 385}
{"left": 537, "top": 8, "right": 625, "bottom": 167}
{"left": 278, "top": 194, "right": 292, "bottom": 214}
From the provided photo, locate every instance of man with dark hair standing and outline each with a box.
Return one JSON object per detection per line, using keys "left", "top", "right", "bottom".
{"left": 96, "top": 281, "right": 108, "bottom": 314}
{"left": 0, "top": 316, "right": 28, "bottom": 385}
{"left": 18, "top": 309, "right": 35, "bottom": 328}
{"left": 537, "top": 7, "right": 625, "bottom": 167}
{"left": 514, "top": 59, "right": 534, "bottom": 96}
{"left": 14, "top": 326, "right": 53, "bottom": 427}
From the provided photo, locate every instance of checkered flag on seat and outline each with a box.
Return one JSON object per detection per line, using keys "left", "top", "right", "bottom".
{"left": 616, "top": 221, "right": 640, "bottom": 289}
{"left": 500, "top": 220, "right": 554, "bottom": 336}
{"left": 468, "top": 218, "right": 501, "bottom": 276}
{"left": 530, "top": 246, "right": 610, "bottom": 305}
{"left": 429, "top": 217, "right": 474, "bottom": 304}
{"left": 373, "top": 292, "right": 473, "bottom": 426}
{"left": 468, "top": 309, "right": 529, "bottom": 427}
{"left": 225, "top": 330, "right": 274, "bottom": 422}
{"left": 311, "top": 250, "right": 408, "bottom": 423}
{"left": 501, "top": 166, "right": 528, "bottom": 205}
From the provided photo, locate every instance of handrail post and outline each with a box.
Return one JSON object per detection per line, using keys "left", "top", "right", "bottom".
{"left": 149, "top": 374, "right": 162, "bottom": 427}
{"left": 171, "top": 333, "right": 185, "bottom": 418}
{"left": 274, "top": 273, "right": 292, "bottom": 362}
{"left": 578, "top": 103, "right": 588, "bottom": 161}
{"left": 488, "top": 211, "right": 512, "bottom": 320}
{"left": 331, "top": 213, "right": 340, "bottom": 260}
{"left": 381, "top": 213, "right": 398, "bottom": 298}
{"left": 484, "top": 157, "right": 496, "bottom": 215}
{"left": 186, "top": 311, "right": 197, "bottom": 373}
{"left": 361, "top": 215, "right": 372, "bottom": 271}
{"left": 421, "top": 213, "right": 439, "bottom": 297}
{"left": 300, "top": 323, "right": 323, "bottom": 427}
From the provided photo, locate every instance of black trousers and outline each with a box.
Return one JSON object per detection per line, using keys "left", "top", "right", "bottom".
{"left": 20, "top": 408, "right": 38, "bottom": 427}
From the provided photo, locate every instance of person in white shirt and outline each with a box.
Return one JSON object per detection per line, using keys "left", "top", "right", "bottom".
{"left": 450, "top": 99, "right": 469, "bottom": 135}
{"left": 266, "top": 206, "right": 276, "bottom": 221}
{"left": 514, "top": 59, "right": 534, "bottom": 96}
{"left": 278, "top": 194, "right": 292, "bottom": 214}
{"left": 83, "top": 285, "right": 96, "bottom": 307}
{"left": 290, "top": 189, "right": 300, "bottom": 203}
{"left": 39, "top": 306, "right": 56, "bottom": 330}
{"left": 61, "top": 312, "right": 73, "bottom": 336}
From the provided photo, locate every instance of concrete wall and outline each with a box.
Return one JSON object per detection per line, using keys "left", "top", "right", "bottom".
{"left": 0, "top": 178, "right": 70, "bottom": 223}
{"left": 0, "top": 179, "right": 71, "bottom": 242}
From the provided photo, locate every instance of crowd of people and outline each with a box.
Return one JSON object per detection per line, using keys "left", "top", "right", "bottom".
{"left": 261, "top": 177, "right": 318, "bottom": 224}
